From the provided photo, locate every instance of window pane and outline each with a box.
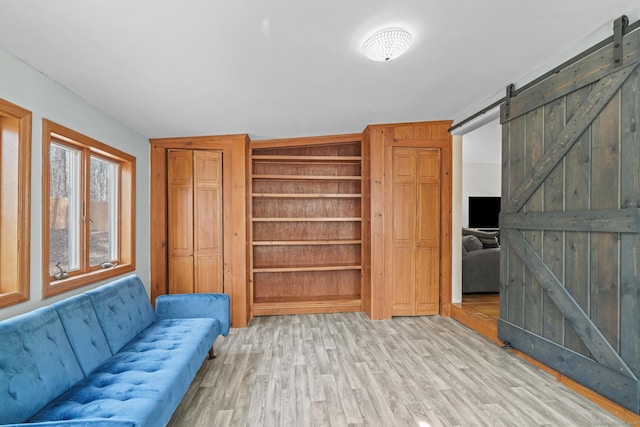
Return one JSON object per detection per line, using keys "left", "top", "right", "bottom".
{"left": 90, "top": 156, "right": 119, "bottom": 267}
{"left": 49, "top": 142, "right": 81, "bottom": 277}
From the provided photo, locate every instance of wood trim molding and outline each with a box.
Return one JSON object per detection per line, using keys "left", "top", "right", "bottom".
{"left": 0, "top": 98, "right": 31, "bottom": 308}
{"left": 149, "top": 134, "right": 249, "bottom": 327}
{"left": 250, "top": 133, "right": 362, "bottom": 149}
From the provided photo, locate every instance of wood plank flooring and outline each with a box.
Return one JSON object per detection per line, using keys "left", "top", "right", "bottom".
{"left": 458, "top": 294, "right": 500, "bottom": 319}
{"left": 451, "top": 293, "right": 500, "bottom": 346}
{"left": 168, "top": 312, "right": 626, "bottom": 426}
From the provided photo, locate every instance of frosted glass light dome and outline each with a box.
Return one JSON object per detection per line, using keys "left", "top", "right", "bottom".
{"left": 362, "top": 27, "right": 413, "bottom": 62}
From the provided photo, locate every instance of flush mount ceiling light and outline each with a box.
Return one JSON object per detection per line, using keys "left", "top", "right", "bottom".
{"left": 362, "top": 27, "right": 413, "bottom": 62}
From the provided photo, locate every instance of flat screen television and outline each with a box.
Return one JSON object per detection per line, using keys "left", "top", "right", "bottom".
{"left": 468, "top": 196, "right": 501, "bottom": 229}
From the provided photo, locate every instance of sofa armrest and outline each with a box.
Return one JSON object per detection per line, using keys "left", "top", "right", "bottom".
{"left": 155, "top": 293, "right": 230, "bottom": 336}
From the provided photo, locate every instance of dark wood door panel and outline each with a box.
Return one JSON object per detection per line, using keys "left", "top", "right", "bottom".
{"left": 499, "top": 25, "right": 640, "bottom": 414}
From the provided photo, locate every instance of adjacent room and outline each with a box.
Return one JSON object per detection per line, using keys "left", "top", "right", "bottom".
{"left": 1, "top": 1, "right": 639, "bottom": 425}
{"left": 455, "top": 119, "right": 502, "bottom": 336}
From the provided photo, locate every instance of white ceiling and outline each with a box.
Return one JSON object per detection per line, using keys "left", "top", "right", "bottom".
{"left": 0, "top": 1, "right": 638, "bottom": 140}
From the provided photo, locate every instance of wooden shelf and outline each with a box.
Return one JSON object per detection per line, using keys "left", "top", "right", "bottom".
{"left": 253, "top": 264, "right": 362, "bottom": 273}
{"left": 252, "top": 193, "right": 361, "bottom": 198}
{"left": 252, "top": 155, "right": 361, "bottom": 164}
{"left": 252, "top": 295, "right": 362, "bottom": 316}
{"left": 252, "top": 217, "right": 361, "bottom": 222}
{"left": 253, "top": 240, "right": 361, "bottom": 246}
{"left": 252, "top": 174, "right": 361, "bottom": 181}
{"left": 249, "top": 140, "right": 363, "bottom": 316}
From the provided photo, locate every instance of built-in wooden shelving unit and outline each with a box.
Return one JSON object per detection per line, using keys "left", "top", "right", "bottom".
{"left": 249, "top": 135, "right": 363, "bottom": 316}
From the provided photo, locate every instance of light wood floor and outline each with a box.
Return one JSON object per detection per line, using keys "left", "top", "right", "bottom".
{"left": 168, "top": 312, "right": 626, "bottom": 426}
{"left": 451, "top": 293, "right": 501, "bottom": 346}
{"left": 459, "top": 293, "right": 500, "bottom": 319}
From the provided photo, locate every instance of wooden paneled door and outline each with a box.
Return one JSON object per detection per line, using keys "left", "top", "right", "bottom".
{"left": 389, "top": 147, "right": 441, "bottom": 316}
{"left": 499, "top": 20, "right": 640, "bottom": 414}
{"left": 167, "top": 150, "right": 223, "bottom": 294}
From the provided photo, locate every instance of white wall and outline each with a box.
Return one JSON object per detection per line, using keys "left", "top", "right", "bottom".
{"left": 460, "top": 119, "right": 501, "bottom": 227}
{"left": 452, "top": 122, "right": 501, "bottom": 303}
{"left": 461, "top": 162, "right": 501, "bottom": 226}
{"left": 0, "top": 49, "right": 150, "bottom": 320}
{"left": 451, "top": 135, "right": 463, "bottom": 303}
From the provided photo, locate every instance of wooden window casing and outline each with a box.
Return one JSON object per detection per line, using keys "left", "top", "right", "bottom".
{"left": 0, "top": 98, "right": 31, "bottom": 308}
{"left": 42, "top": 120, "right": 135, "bottom": 298}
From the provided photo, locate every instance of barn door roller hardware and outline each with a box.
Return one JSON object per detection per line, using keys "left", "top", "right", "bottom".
{"left": 502, "top": 84, "right": 516, "bottom": 121}
{"left": 450, "top": 14, "right": 638, "bottom": 132}
{"left": 613, "top": 15, "right": 629, "bottom": 67}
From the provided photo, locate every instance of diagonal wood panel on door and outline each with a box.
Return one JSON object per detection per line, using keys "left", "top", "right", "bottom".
{"left": 503, "top": 62, "right": 639, "bottom": 213}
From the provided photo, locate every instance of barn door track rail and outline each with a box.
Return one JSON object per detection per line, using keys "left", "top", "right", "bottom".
{"left": 449, "top": 14, "right": 638, "bottom": 133}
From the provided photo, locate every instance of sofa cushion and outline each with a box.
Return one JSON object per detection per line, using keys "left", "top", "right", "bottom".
{"left": 85, "top": 275, "right": 156, "bottom": 354}
{"left": 462, "top": 227, "right": 500, "bottom": 248}
{"left": 462, "top": 235, "right": 483, "bottom": 252}
{"left": 29, "top": 318, "right": 218, "bottom": 427}
{"left": 0, "top": 307, "right": 84, "bottom": 425}
{"left": 479, "top": 235, "right": 500, "bottom": 248}
{"left": 53, "top": 293, "right": 113, "bottom": 376}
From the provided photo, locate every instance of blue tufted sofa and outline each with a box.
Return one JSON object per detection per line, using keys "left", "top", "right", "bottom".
{"left": 0, "top": 274, "right": 230, "bottom": 427}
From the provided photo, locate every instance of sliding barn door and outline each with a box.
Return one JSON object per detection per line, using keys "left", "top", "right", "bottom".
{"left": 498, "top": 21, "right": 640, "bottom": 413}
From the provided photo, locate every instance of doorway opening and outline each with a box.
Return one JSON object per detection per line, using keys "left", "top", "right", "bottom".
{"left": 452, "top": 118, "right": 501, "bottom": 340}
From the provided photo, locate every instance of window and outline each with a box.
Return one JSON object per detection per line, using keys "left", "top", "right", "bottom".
{"left": 0, "top": 98, "right": 31, "bottom": 308}
{"left": 43, "top": 120, "right": 135, "bottom": 297}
